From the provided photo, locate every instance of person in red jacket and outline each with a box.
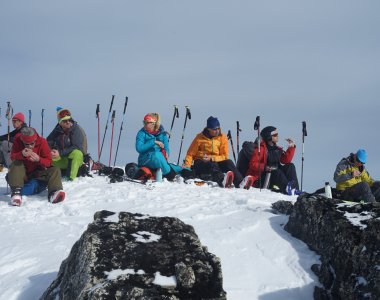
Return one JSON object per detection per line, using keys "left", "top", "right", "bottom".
{"left": 7, "top": 127, "right": 65, "bottom": 206}
{"left": 246, "top": 126, "right": 300, "bottom": 195}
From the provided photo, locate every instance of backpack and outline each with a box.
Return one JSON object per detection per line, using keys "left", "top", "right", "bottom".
{"left": 237, "top": 141, "right": 256, "bottom": 176}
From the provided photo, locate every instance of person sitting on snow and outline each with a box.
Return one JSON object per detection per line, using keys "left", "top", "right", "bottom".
{"left": 334, "top": 149, "right": 380, "bottom": 203}
{"left": 0, "top": 112, "right": 27, "bottom": 170}
{"left": 47, "top": 107, "right": 88, "bottom": 181}
{"left": 7, "top": 127, "right": 65, "bottom": 206}
{"left": 245, "top": 125, "right": 300, "bottom": 195}
{"left": 182, "top": 116, "right": 253, "bottom": 189}
{"left": 135, "top": 113, "right": 181, "bottom": 181}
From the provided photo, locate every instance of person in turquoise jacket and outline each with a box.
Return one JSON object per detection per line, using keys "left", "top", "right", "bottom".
{"left": 135, "top": 113, "right": 180, "bottom": 180}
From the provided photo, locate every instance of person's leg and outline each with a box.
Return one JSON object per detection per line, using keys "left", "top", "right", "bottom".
{"left": 269, "top": 168, "right": 289, "bottom": 193}
{"left": 7, "top": 160, "right": 26, "bottom": 190}
{"left": 342, "top": 182, "right": 376, "bottom": 203}
{"left": 217, "top": 159, "right": 243, "bottom": 188}
{"left": 0, "top": 140, "right": 13, "bottom": 167}
{"left": 67, "top": 150, "right": 84, "bottom": 180}
{"left": 279, "top": 163, "right": 299, "bottom": 190}
{"left": 52, "top": 156, "right": 69, "bottom": 176}
{"left": 37, "top": 167, "right": 63, "bottom": 195}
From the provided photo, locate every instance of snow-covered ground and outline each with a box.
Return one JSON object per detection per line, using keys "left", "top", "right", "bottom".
{"left": 0, "top": 170, "right": 320, "bottom": 300}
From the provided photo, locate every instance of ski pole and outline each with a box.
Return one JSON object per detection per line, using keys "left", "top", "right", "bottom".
{"left": 254, "top": 116, "right": 261, "bottom": 191}
{"left": 113, "top": 97, "right": 129, "bottom": 166}
{"left": 108, "top": 110, "right": 116, "bottom": 167}
{"left": 96, "top": 104, "right": 100, "bottom": 162}
{"left": 177, "top": 106, "right": 191, "bottom": 165}
{"left": 28, "top": 110, "right": 32, "bottom": 127}
{"left": 41, "top": 109, "right": 45, "bottom": 137}
{"left": 99, "top": 95, "right": 115, "bottom": 162}
{"left": 227, "top": 130, "right": 237, "bottom": 164}
{"left": 0, "top": 107, "right": 2, "bottom": 127}
{"left": 169, "top": 105, "right": 179, "bottom": 140}
{"left": 237, "top": 121, "right": 241, "bottom": 154}
{"left": 301, "top": 121, "right": 307, "bottom": 191}
{"left": 6, "top": 102, "right": 13, "bottom": 147}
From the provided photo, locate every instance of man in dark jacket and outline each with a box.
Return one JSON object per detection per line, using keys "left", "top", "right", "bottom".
{"left": 7, "top": 127, "right": 65, "bottom": 206}
{"left": 0, "top": 112, "right": 27, "bottom": 168}
{"left": 47, "top": 107, "right": 88, "bottom": 181}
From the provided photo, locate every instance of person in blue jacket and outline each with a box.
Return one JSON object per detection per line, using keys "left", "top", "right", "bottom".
{"left": 135, "top": 113, "right": 181, "bottom": 180}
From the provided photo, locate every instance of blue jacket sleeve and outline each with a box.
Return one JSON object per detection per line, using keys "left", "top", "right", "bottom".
{"left": 135, "top": 130, "right": 155, "bottom": 154}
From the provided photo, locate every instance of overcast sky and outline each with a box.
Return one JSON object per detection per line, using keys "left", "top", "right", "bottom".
{"left": 1, "top": 0, "right": 379, "bottom": 191}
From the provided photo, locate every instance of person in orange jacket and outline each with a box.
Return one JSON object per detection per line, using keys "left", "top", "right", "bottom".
{"left": 183, "top": 116, "right": 253, "bottom": 189}
{"left": 246, "top": 126, "right": 300, "bottom": 194}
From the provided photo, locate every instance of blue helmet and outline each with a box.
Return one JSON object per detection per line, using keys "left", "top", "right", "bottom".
{"left": 356, "top": 149, "right": 367, "bottom": 164}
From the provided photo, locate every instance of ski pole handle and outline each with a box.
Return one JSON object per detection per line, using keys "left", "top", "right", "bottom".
{"left": 186, "top": 106, "right": 191, "bottom": 119}
{"left": 109, "top": 95, "right": 115, "bottom": 113}
{"left": 96, "top": 104, "right": 100, "bottom": 118}
{"left": 175, "top": 106, "right": 179, "bottom": 118}
{"left": 254, "top": 116, "right": 260, "bottom": 130}
{"left": 123, "top": 97, "right": 128, "bottom": 114}
{"left": 302, "top": 121, "right": 307, "bottom": 137}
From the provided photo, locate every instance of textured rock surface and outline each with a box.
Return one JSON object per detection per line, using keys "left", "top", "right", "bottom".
{"left": 41, "top": 211, "right": 226, "bottom": 299}
{"left": 284, "top": 194, "right": 380, "bottom": 300}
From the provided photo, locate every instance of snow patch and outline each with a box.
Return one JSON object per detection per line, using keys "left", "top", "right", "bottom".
{"left": 153, "top": 271, "right": 177, "bottom": 287}
{"left": 104, "top": 213, "right": 119, "bottom": 223}
{"left": 105, "top": 268, "right": 145, "bottom": 280}
{"left": 131, "top": 231, "right": 161, "bottom": 243}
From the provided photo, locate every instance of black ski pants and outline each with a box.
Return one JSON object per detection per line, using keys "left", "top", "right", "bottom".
{"left": 257, "top": 163, "right": 299, "bottom": 193}
{"left": 193, "top": 159, "right": 243, "bottom": 187}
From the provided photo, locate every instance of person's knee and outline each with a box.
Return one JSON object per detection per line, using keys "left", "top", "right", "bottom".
{"left": 69, "top": 149, "right": 84, "bottom": 162}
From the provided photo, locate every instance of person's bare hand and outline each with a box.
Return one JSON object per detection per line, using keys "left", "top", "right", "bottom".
{"left": 353, "top": 169, "right": 361, "bottom": 177}
{"left": 203, "top": 154, "right": 211, "bottom": 162}
{"left": 155, "top": 141, "right": 164, "bottom": 148}
{"left": 28, "top": 152, "right": 40, "bottom": 162}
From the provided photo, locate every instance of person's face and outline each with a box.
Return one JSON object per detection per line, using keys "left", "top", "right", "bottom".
{"left": 144, "top": 121, "right": 156, "bottom": 130}
{"left": 12, "top": 119, "right": 23, "bottom": 129}
{"left": 23, "top": 140, "right": 36, "bottom": 149}
{"left": 271, "top": 132, "right": 279, "bottom": 143}
{"left": 208, "top": 127, "right": 221, "bottom": 137}
{"left": 60, "top": 119, "right": 72, "bottom": 130}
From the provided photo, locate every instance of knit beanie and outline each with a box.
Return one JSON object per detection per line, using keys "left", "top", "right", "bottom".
{"left": 12, "top": 112, "right": 25, "bottom": 123}
{"left": 206, "top": 116, "right": 220, "bottom": 129}
{"left": 261, "top": 126, "right": 277, "bottom": 141}
{"left": 57, "top": 107, "right": 72, "bottom": 123}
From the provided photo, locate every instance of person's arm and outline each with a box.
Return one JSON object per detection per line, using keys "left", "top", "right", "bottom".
{"left": 334, "top": 159, "right": 355, "bottom": 183}
{"left": 59, "top": 126, "right": 85, "bottom": 156}
{"left": 183, "top": 136, "right": 199, "bottom": 168}
{"left": 248, "top": 144, "right": 265, "bottom": 173}
{"left": 135, "top": 131, "right": 155, "bottom": 154}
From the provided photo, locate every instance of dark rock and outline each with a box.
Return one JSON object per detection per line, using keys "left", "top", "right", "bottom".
{"left": 272, "top": 200, "right": 293, "bottom": 215}
{"left": 285, "top": 193, "right": 380, "bottom": 300}
{"left": 41, "top": 211, "right": 226, "bottom": 300}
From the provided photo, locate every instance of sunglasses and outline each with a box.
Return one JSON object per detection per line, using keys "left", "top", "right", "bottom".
{"left": 210, "top": 127, "right": 220, "bottom": 131}
{"left": 58, "top": 109, "right": 71, "bottom": 119}
{"left": 144, "top": 121, "right": 156, "bottom": 125}
{"left": 61, "top": 119, "right": 72, "bottom": 124}
{"left": 271, "top": 133, "right": 279, "bottom": 137}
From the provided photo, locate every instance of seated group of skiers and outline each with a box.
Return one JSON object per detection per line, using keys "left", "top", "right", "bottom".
{"left": 1, "top": 109, "right": 379, "bottom": 206}
{"left": 0, "top": 108, "right": 87, "bottom": 206}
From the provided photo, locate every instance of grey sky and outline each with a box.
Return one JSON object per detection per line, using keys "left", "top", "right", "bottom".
{"left": 1, "top": 0, "right": 379, "bottom": 191}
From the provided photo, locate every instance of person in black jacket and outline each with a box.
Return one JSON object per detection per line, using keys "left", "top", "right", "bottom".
{"left": 47, "top": 107, "right": 88, "bottom": 180}
{"left": 0, "top": 112, "right": 27, "bottom": 168}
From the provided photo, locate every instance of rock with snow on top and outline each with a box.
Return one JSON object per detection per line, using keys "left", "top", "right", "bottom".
{"left": 285, "top": 193, "right": 380, "bottom": 300}
{"left": 41, "top": 210, "right": 226, "bottom": 299}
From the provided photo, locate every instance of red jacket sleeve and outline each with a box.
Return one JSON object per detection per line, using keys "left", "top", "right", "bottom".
{"left": 37, "top": 138, "right": 52, "bottom": 168}
{"left": 280, "top": 146, "right": 295, "bottom": 164}
{"left": 248, "top": 142, "right": 266, "bottom": 174}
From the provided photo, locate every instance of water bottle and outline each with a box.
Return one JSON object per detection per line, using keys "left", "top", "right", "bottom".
{"left": 156, "top": 168, "right": 162, "bottom": 182}
{"left": 324, "top": 182, "right": 332, "bottom": 199}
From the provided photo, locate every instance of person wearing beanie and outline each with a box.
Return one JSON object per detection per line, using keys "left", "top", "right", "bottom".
{"left": 334, "top": 149, "right": 380, "bottom": 203}
{"left": 134, "top": 113, "right": 182, "bottom": 181}
{"left": 47, "top": 107, "right": 88, "bottom": 181}
{"left": 7, "top": 127, "right": 65, "bottom": 206}
{"left": 183, "top": 116, "right": 252, "bottom": 189}
{"left": 0, "top": 112, "right": 27, "bottom": 168}
{"left": 245, "top": 125, "right": 300, "bottom": 195}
